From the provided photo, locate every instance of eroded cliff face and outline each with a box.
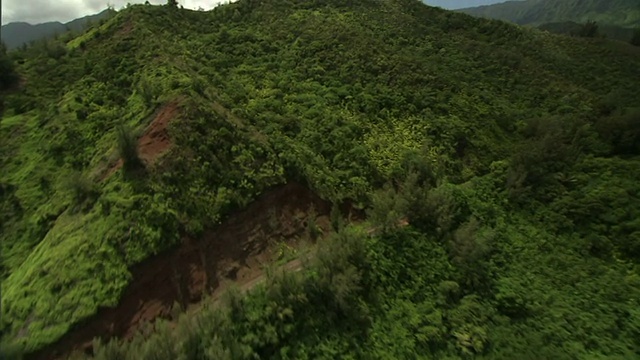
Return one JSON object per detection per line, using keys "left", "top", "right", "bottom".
{"left": 31, "top": 182, "right": 355, "bottom": 359}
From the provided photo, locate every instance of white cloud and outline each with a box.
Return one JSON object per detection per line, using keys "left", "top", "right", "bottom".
{"left": 2, "top": 0, "right": 224, "bottom": 25}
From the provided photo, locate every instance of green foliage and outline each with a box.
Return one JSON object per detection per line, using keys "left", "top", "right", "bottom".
{"left": 64, "top": 171, "right": 100, "bottom": 211}
{"left": 631, "top": 28, "right": 640, "bottom": 46}
{"left": 1, "top": 0, "right": 640, "bottom": 357}
{"left": 595, "top": 107, "right": 640, "bottom": 155}
{"left": 305, "top": 205, "right": 321, "bottom": 241}
{"left": 366, "top": 184, "right": 408, "bottom": 233}
{"left": 0, "top": 43, "right": 19, "bottom": 91}
{"left": 330, "top": 202, "right": 343, "bottom": 232}
{"left": 115, "top": 124, "right": 143, "bottom": 173}
{"left": 539, "top": 21, "right": 636, "bottom": 43}
{"left": 137, "top": 77, "right": 156, "bottom": 108}
{"left": 93, "top": 215, "right": 640, "bottom": 359}
{"left": 449, "top": 218, "right": 495, "bottom": 292}
{"left": 578, "top": 20, "right": 600, "bottom": 38}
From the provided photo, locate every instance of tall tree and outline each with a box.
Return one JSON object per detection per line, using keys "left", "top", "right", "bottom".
{"left": 631, "top": 28, "right": 640, "bottom": 46}
{"left": 0, "top": 42, "right": 19, "bottom": 91}
{"left": 578, "top": 20, "right": 599, "bottom": 38}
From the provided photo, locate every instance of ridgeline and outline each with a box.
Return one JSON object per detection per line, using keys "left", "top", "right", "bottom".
{"left": 459, "top": 0, "right": 640, "bottom": 28}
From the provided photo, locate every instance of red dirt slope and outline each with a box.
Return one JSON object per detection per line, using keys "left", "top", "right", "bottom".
{"left": 136, "top": 102, "right": 177, "bottom": 164}
{"left": 99, "top": 102, "right": 178, "bottom": 181}
{"left": 28, "top": 182, "right": 333, "bottom": 360}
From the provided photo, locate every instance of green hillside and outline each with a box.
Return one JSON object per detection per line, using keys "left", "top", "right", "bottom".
{"left": 1, "top": 0, "right": 640, "bottom": 358}
{"left": 538, "top": 20, "right": 637, "bottom": 42}
{"left": 460, "top": 0, "right": 640, "bottom": 28}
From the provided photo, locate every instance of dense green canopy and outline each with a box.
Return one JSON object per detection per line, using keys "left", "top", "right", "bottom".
{"left": 1, "top": 0, "right": 639, "bottom": 358}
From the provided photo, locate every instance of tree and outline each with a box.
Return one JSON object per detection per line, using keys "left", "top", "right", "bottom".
{"left": 0, "top": 64, "right": 13, "bottom": 88}
{"left": 578, "top": 20, "right": 599, "bottom": 38}
{"left": 631, "top": 28, "right": 640, "bottom": 46}
{"left": 449, "top": 218, "right": 495, "bottom": 292}
{"left": 0, "top": 41, "right": 15, "bottom": 81}
{"left": 116, "top": 125, "right": 143, "bottom": 173}
{"left": 366, "top": 184, "right": 408, "bottom": 234}
{"left": 64, "top": 172, "right": 100, "bottom": 211}
{"left": 167, "top": 0, "right": 178, "bottom": 7}
{"left": 330, "top": 202, "right": 344, "bottom": 232}
{"left": 138, "top": 78, "right": 155, "bottom": 108}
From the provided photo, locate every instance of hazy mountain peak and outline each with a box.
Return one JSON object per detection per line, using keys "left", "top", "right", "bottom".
{"left": 1, "top": 9, "right": 114, "bottom": 49}
{"left": 459, "top": 0, "right": 640, "bottom": 28}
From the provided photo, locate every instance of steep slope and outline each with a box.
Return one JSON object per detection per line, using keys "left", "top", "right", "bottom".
{"left": 460, "top": 0, "right": 640, "bottom": 28}
{"left": 0, "top": 9, "right": 115, "bottom": 50}
{"left": 1, "top": 0, "right": 640, "bottom": 358}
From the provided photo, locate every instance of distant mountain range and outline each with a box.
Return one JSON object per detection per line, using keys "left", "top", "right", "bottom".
{"left": 1, "top": 9, "right": 115, "bottom": 50}
{"left": 457, "top": 0, "right": 640, "bottom": 43}
{"left": 423, "top": 0, "right": 518, "bottom": 9}
{"left": 458, "top": 0, "right": 640, "bottom": 28}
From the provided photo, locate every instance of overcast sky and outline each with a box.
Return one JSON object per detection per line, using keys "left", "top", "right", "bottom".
{"left": 2, "top": 0, "right": 509, "bottom": 25}
{"left": 1, "top": 0, "right": 223, "bottom": 24}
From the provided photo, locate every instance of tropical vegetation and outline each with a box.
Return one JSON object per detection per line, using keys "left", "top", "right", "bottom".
{"left": 1, "top": 0, "right": 639, "bottom": 358}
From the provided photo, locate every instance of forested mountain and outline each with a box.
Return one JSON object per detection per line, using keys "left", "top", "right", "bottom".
{"left": 422, "top": 0, "right": 514, "bottom": 9}
{"left": 459, "top": 0, "right": 640, "bottom": 28}
{"left": 538, "top": 20, "right": 637, "bottom": 41}
{"left": 0, "top": 9, "right": 115, "bottom": 50}
{"left": 1, "top": 0, "right": 640, "bottom": 359}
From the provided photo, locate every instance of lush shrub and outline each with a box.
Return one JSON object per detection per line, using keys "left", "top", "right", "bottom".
{"left": 115, "top": 125, "right": 143, "bottom": 173}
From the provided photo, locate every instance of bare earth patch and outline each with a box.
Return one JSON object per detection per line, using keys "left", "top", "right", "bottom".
{"left": 99, "top": 102, "right": 178, "bottom": 181}
{"left": 137, "top": 101, "right": 177, "bottom": 164}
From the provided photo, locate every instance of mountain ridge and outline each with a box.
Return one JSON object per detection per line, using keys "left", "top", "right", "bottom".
{"left": 459, "top": 0, "right": 640, "bottom": 28}
{"left": 423, "top": 0, "right": 517, "bottom": 9}
{"left": 1, "top": 9, "right": 115, "bottom": 50}
{"left": 1, "top": 0, "right": 639, "bottom": 358}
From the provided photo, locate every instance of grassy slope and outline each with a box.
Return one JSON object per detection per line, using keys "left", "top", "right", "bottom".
{"left": 1, "top": 0, "right": 639, "bottom": 356}
{"left": 460, "top": 0, "right": 640, "bottom": 28}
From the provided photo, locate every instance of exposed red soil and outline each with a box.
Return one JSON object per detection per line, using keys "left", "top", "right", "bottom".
{"left": 137, "top": 102, "right": 177, "bottom": 164}
{"left": 27, "top": 182, "right": 340, "bottom": 360}
{"left": 99, "top": 102, "right": 178, "bottom": 181}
